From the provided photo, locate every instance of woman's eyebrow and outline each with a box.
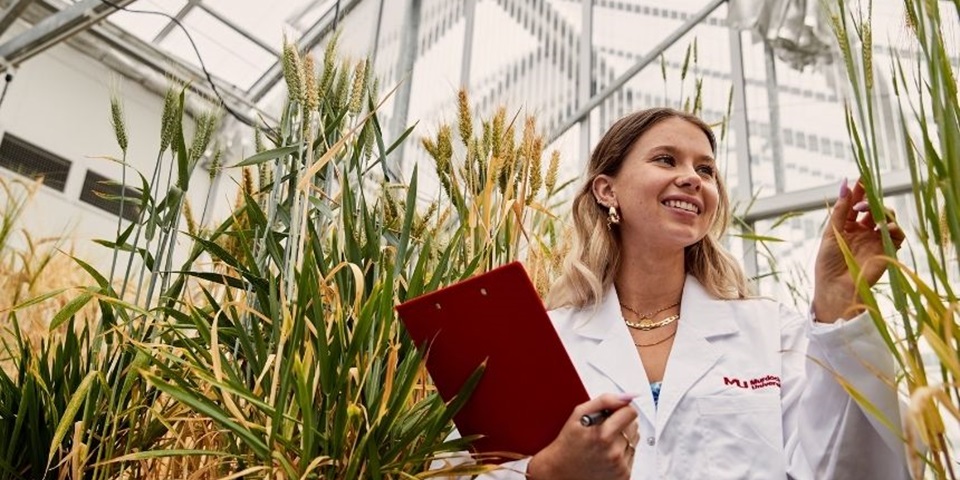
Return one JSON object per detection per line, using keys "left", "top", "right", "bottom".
{"left": 648, "top": 145, "right": 715, "bottom": 163}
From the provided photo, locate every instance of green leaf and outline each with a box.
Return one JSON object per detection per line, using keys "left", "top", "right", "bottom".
{"left": 178, "top": 271, "right": 259, "bottom": 290}
{"left": 68, "top": 254, "right": 112, "bottom": 292}
{"left": 365, "top": 123, "right": 417, "bottom": 178}
{"left": 92, "top": 239, "right": 156, "bottom": 270}
{"left": 48, "top": 291, "right": 94, "bottom": 331}
{"left": 733, "top": 233, "right": 785, "bottom": 243}
{"left": 5, "top": 288, "right": 71, "bottom": 312}
{"left": 427, "top": 361, "right": 485, "bottom": 443}
{"left": 769, "top": 211, "right": 804, "bottom": 230}
{"left": 0, "top": 456, "right": 23, "bottom": 479}
{"left": 46, "top": 370, "right": 98, "bottom": 467}
{"left": 231, "top": 145, "right": 301, "bottom": 167}
{"left": 395, "top": 164, "right": 419, "bottom": 277}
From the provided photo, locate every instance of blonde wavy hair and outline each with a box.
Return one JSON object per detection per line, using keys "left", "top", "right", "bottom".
{"left": 545, "top": 108, "right": 751, "bottom": 310}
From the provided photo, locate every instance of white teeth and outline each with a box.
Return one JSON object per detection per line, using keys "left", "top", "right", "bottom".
{"left": 663, "top": 199, "right": 699, "bottom": 214}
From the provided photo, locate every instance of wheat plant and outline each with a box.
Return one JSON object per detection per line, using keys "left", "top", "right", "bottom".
{"left": 0, "top": 34, "right": 571, "bottom": 478}
{"left": 829, "top": 1, "right": 960, "bottom": 478}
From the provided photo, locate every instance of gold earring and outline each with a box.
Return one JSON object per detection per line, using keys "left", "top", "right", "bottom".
{"left": 607, "top": 205, "right": 621, "bottom": 228}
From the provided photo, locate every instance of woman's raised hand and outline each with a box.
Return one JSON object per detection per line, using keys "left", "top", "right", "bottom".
{"left": 526, "top": 393, "right": 639, "bottom": 480}
{"left": 813, "top": 179, "right": 906, "bottom": 323}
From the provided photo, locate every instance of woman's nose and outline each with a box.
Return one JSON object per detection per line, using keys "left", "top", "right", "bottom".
{"left": 675, "top": 168, "right": 702, "bottom": 191}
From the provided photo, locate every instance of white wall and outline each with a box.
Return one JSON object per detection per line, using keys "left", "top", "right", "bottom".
{"left": 0, "top": 22, "right": 222, "bottom": 273}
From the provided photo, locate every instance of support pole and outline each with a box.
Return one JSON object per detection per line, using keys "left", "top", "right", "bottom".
{"left": 391, "top": 0, "right": 423, "bottom": 161}
{"left": 371, "top": 0, "right": 385, "bottom": 64}
{"left": 577, "top": 0, "right": 594, "bottom": 164}
{"left": 549, "top": 0, "right": 726, "bottom": 143}
{"left": 764, "top": 42, "right": 785, "bottom": 194}
{"left": 460, "top": 0, "right": 477, "bottom": 88}
{"left": 728, "top": 27, "right": 759, "bottom": 281}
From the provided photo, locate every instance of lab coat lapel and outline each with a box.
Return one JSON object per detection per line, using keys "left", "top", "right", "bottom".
{"left": 575, "top": 288, "right": 656, "bottom": 421}
{"left": 655, "top": 275, "right": 738, "bottom": 434}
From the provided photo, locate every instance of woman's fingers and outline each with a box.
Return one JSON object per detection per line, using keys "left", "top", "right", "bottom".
{"left": 850, "top": 199, "right": 904, "bottom": 248}
{"left": 577, "top": 392, "right": 639, "bottom": 449}
{"left": 600, "top": 401, "right": 639, "bottom": 439}
{"left": 889, "top": 221, "right": 906, "bottom": 247}
{"left": 573, "top": 393, "right": 638, "bottom": 474}
{"left": 829, "top": 179, "right": 855, "bottom": 233}
{"left": 532, "top": 393, "right": 638, "bottom": 479}
{"left": 878, "top": 208, "right": 904, "bottom": 247}
{"left": 572, "top": 391, "right": 637, "bottom": 442}
{"left": 572, "top": 392, "right": 636, "bottom": 424}
{"left": 600, "top": 407, "right": 638, "bottom": 471}
{"left": 622, "top": 419, "right": 639, "bottom": 442}
{"left": 621, "top": 420, "right": 640, "bottom": 457}
{"left": 852, "top": 200, "right": 876, "bottom": 230}
{"left": 846, "top": 180, "right": 866, "bottom": 223}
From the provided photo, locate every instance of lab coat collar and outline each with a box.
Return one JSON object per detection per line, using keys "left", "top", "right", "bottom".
{"left": 572, "top": 275, "right": 739, "bottom": 428}
{"left": 656, "top": 275, "right": 738, "bottom": 434}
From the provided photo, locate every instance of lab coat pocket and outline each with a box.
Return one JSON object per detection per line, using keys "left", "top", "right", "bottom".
{"left": 692, "top": 394, "right": 784, "bottom": 478}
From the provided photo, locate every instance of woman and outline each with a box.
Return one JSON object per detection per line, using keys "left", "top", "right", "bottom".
{"left": 463, "top": 108, "right": 909, "bottom": 479}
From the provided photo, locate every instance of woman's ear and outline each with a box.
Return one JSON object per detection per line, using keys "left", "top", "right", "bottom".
{"left": 592, "top": 174, "right": 616, "bottom": 207}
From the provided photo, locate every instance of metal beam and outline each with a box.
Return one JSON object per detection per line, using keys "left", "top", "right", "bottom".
{"left": 0, "top": 0, "right": 137, "bottom": 67}
{"left": 577, "top": 0, "right": 593, "bottom": 164}
{"left": 371, "top": 0, "right": 385, "bottom": 65}
{"left": 742, "top": 169, "right": 915, "bottom": 224}
{"left": 153, "top": 0, "right": 200, "bottom": 44}
{"left": 93, "top": 23, "right": 270, "bottom": 122}
{"left": 11, "top": 0, "right": 274, "bottom": 125}
{"left": 548, "top": 0, "right": 727, "bottom": 143}
{"left": 197, "top": 2, "right": 280, "bottom": 57}
{"left": 460, "top": 0, "right": 477, "bottom": 87}
{"left": 764, "top": 42, "right": 785, "bottom": 194}
{"left": 0, "top": 0, "right": 33, "bottom": 38}
{"left": 391, "top": 0, "right": 422, "bottom": 141}
{"left": 728, "top": 27, "right": 758, "bottom": 279}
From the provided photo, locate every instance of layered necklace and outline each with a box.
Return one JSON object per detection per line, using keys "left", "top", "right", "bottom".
{"left": 620, "top": 300, "right": 680, "bottom": 331}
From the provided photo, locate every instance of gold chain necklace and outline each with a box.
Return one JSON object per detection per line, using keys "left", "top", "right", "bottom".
{"left": 624, "top": 313, "right": 679, "bottom": 331}
{"left": 620, "top": 300, "right": 679, "bottom": 322}
{"left": 634, "top": 329, "right": 677, "bottom": 348}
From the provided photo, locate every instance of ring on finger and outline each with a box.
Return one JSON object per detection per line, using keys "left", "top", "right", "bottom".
{"left": 620, "top": 431, "right": 636, "bottom": 451}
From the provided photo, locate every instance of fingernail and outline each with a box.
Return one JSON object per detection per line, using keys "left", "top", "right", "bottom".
{"left": 839, "top": 178, "right": 850, "bottom": 199}
{"left": 853, "top": 201, "right": 869, "bottom": 212}
{"left": 617, "top": 392, "right": 640, "bottom": 401}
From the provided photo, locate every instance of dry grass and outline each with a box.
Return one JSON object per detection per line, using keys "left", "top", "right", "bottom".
{"left": 0, "top": 179, "right": 99, "bottom": 366}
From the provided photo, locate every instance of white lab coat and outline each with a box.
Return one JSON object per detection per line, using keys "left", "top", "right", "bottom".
{"left": 440, "top": 275, "right": 909, "bottom": 479}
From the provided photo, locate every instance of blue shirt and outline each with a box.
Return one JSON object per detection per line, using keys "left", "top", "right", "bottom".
{"left": 650, "top": 381, "right": 662, "bottom": 407}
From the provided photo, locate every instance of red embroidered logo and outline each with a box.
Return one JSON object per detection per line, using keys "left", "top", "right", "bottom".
{"left": 723, "top": 375, "right": 781, "bottom": 390}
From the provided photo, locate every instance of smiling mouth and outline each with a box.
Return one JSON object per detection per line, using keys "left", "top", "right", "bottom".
{"left": 662, "top": 199, "right": 700, "bottom": 215}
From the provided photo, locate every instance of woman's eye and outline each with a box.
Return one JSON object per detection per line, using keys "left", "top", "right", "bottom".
{"left": 697, "top": 165, "right": 715, "bottom": 176}
{"left": 654, "top": 156, "right": 675, "bottom": 165}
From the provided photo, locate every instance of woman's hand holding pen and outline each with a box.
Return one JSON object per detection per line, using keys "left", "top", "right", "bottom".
{"left": 813, "top": 179, "right": 906, "bottom": 323}
{"left": 527, "top": 393, "right": 639, "bottom": 480}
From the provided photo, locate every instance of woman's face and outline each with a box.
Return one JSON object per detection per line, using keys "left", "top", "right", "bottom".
{"left": 594, "top": 117, "right": 720, "bottom": 252}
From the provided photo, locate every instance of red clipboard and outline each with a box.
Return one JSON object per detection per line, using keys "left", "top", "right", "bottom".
{"left": 396, "top": 262, "right": 589, "bottom": 460}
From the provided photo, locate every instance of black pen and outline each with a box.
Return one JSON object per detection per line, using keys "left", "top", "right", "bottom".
{"left": 579, "top": 408, "right": 612, "bottom": 427}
